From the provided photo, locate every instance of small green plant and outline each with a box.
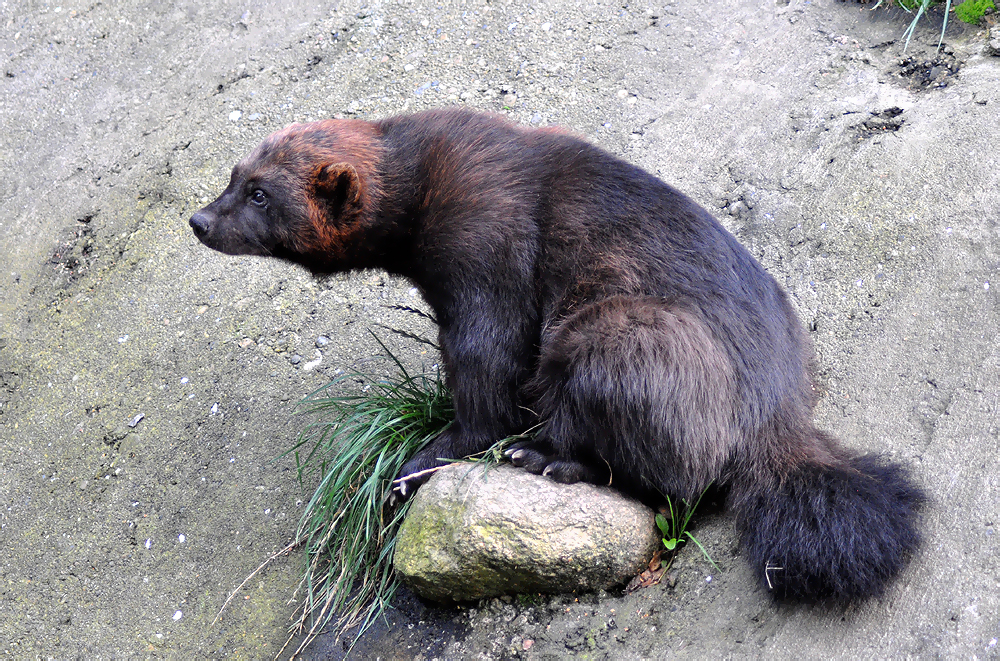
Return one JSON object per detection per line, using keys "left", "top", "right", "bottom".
{"left": 654, "top": 487, "right": 720, "bottom": 572}
{"left": 954, "top": 0, "right": 995, "bottom": 24}
{"left": 282, "top": 335, "right": 454, "bottom": 657}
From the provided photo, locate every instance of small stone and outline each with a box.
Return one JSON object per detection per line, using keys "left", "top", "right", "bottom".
{"left": 315, "top": 335, "right": 330, "bottom": 347}
{"left": 289, "top": 354, "right": 302, "bottom": 365}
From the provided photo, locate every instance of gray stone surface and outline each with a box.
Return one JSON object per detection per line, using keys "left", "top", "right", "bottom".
{"left": 987, "top": 26, "right": 1000, "bottom": 55}
{"left": 394, "top": 464, "right": 660, "bottom": 603}
{"left": 1, "top": 0, "right": 998, "bottom": 659}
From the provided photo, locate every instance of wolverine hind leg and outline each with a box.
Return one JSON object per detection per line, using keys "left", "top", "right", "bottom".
{"left": 525, "top": 296, "right": 738, "bottom": 502}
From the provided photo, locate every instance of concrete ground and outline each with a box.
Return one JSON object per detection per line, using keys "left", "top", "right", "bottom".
{"left": 1, "top": 0, "right": 997, "bottom": 658}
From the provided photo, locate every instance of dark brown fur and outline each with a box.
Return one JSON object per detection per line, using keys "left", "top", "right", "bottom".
{"left": 190, "top": 108, "right": 924, "bottom": 603}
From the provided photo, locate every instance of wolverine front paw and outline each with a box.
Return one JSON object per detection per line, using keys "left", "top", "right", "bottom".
{"left": 541, "top": 459, "right": 603, "bottom": 484}
{"left": 388, "top": 451, "right": 449, "bottom": 506}
{"left": 504, "top": 441, "right": 554, "bottom": 474}
{"left": 505, "top": 441, "right": 608, "bottom": 485}
{"left": 389, "top": 467, "right": 438, "bottom": 505}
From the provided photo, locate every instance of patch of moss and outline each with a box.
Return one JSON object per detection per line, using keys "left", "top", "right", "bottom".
{"left": 955, "top": 0, "right": 995, "bottom": 24}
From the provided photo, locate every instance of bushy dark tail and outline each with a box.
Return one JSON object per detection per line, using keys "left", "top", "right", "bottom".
{"left": 731, "top": 451, "right": 926, "bottom": 603}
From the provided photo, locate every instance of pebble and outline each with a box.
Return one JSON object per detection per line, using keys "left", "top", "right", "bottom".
{"left": 315, "top": 335, "right": 330, "bottom": 347}
{"left": 303, "top": 350, "right": 323, "bottom": 371}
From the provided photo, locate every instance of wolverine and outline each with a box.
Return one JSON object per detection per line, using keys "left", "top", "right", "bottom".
{"left": 190, "top": 108, "right": 924, "bottom": 602}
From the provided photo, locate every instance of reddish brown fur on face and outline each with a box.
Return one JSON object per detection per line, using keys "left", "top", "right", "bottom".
{"left": 241, "top": 120, "right": 385, "bottom": 262}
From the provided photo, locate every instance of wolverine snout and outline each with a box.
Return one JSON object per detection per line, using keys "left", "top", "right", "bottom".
{"left": 189, "top": 211, "right": 213, "bottom": 239}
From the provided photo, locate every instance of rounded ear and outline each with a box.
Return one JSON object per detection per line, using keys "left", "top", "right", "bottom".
{"left": 313, "top": 162, "right": 364, "bottom": 211}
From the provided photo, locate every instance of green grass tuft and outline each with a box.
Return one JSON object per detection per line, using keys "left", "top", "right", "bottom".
{"left": 282, "top": 335, "right": 453, "bottom": 657}
{"left": 654, "top": 486, "right": 720, "bottom": 573}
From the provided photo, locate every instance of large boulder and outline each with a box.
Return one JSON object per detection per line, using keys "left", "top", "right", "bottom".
{"left": 394, "top": 463, "right": 660, "bottom": 602}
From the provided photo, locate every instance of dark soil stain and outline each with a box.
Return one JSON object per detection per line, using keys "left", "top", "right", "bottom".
{"left": 895, "top": 52, "right": 961, "bottom": 90}
{"left": 854, "top": 106, "right": 905, "bottom": 140}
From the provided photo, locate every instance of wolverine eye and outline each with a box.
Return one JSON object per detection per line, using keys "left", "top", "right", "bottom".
{"left": 249, "top": 189, "right": 268, "bottom": 207}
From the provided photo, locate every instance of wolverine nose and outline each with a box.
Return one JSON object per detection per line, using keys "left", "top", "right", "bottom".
{"left": 189, "top": 211, "right": 211, "bottom": 238}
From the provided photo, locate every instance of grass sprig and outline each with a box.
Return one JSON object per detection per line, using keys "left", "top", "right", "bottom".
{"left": 654, "top": 486, "right": 720, "bottom": 573}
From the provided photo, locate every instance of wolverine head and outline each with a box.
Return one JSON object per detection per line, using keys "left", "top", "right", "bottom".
{"left": 189, "top": 119, "right": 383, "bottom": 274}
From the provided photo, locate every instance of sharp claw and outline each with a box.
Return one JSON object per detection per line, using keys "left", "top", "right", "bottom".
{"left": 387, "top": 479, "right": 410, "bottom": 507}
{"left": 503, "top": 446, "right": 518, "bottom": 457}
{"left": 542, "top": 465, "right": 553, "bottom": 477}
{"left": 510, "top": 449, "right": 527, "bottom": 461}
